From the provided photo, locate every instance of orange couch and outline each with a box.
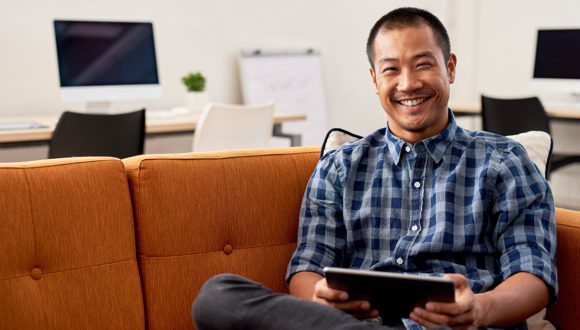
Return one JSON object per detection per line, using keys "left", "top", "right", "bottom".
{"left": 0, "top": 147, "right": 578, "bottom": 329}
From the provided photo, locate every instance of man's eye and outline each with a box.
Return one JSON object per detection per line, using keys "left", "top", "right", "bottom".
{"left": 383, "top": 67, "right": 397, "bottom": 73}
{"left": 417, "top": 62, "right": 432, "bottom": 68}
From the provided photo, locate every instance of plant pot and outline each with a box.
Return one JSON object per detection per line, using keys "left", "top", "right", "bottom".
{"left": 185, "top": 91, "right": 209, "bottom": 111}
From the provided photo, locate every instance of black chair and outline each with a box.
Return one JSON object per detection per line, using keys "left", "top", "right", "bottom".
{"left": 481, "top": 95, "right": 580, "bottom": 177}
{"left": 48, "top": 109, "right": 145, "bottom": 159}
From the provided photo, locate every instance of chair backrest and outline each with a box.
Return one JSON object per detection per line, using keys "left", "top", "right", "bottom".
{"left": 481, "top": 95, "right": 551, "bottom": 135}
{"left": 192, "top": 102, "right": 274, "bottom": 152}
{"left": 48, "top": 109, "right": 145, "bottom": 159}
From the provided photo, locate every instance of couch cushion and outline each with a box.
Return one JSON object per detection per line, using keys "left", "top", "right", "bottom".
{"left": 123, "top": 147, "right": 320, "bottom": 329}
{"left": 0, "top": 157, "right": 144, "bottom": 329}
{"left": 546, "top": 207, "right": 580, "bottom": 329}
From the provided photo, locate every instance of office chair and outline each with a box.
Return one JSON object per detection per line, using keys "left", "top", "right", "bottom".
{"left": 192, "top": 102, "right": 274, "bottom": 152}
{"left": 48, "top": 109, "right": 145, "bottom": 159}
{"left": 481, "top": 95, "right": 580, "bottom": 178}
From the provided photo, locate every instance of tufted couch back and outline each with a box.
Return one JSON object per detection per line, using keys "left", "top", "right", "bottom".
{"left": 0, "top": 157, "right": 145, "bottom": 329}
{"left": 0, "top": 147, "right": 578, "bottom": 329}
{"left": 122, "top": 147, "right": 319, "bottom": 328}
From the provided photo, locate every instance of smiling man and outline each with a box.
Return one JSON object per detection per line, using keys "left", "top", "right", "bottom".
{"left": 370, "top": 24, "right": 455, "bottom": 144}
{"left": 193, "top": 7, "right": 557, "bottom": 330}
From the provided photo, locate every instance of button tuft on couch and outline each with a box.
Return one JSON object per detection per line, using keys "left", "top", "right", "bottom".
{"left": 30, "top": 267, "right": 42, "bottom": 280}
{"left": 223, "top": 244, "right": 233, "bottom": 255}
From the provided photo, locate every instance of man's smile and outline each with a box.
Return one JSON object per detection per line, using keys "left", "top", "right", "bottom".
{"left": 397, "top": 97, "right": 429, "bottom": 107}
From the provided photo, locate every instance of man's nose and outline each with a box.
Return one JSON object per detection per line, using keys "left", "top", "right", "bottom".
{"left": 397, "top": 69, "right": 421, "bottom": 91}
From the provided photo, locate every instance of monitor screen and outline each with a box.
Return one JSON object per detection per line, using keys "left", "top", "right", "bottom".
{"left": 53, "top": 20, "right": 161, "bottom": 110}
{"left": 531, "top": 29, "right": 580, "bottom": 101}
{"left": 54, "top": 20, "right": 159, "bottom": 86}
{"left": 533, "top": 29, "right": 580, "bottom": 79}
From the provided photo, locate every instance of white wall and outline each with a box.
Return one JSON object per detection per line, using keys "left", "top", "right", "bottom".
{"left": 0, "top": 0, "right": 445, "bottom": 136}
{"left": 462, "top": 0, "right": 580, "bottom": 209}
{"left": 1, "top": 0, "right": 579, "bottom": 208}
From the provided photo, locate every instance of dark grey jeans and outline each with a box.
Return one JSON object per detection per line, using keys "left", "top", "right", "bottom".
{"left": 192, "top": 273, "right": 450, "bottom": 330}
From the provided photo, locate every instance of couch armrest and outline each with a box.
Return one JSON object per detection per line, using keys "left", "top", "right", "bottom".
{"left": 546, "top": 207, "right": 580, "bottom": 329}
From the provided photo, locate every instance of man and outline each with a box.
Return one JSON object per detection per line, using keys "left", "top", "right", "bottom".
{"left": 193, "top": 7, "right": 557, "bottom": 330}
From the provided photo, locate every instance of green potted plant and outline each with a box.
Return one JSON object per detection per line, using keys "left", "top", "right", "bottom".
{"left": 182, "top": 71, "right": 209, "bottom": 111}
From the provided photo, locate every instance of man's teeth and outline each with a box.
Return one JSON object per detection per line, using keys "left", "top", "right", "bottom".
{"left": 400, "top": 98, "right": 426, "bottom": 106}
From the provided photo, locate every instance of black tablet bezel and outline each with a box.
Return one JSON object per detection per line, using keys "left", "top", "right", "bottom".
{"left": 324, "top": 267, "right": 455, "bottom": 321}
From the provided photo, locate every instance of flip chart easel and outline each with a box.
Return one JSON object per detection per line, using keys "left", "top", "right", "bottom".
{"left": 239, "top": 49, "right": 328, "bottom": 147}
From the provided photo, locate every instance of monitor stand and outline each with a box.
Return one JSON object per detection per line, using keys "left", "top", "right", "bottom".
{"left": 86, "top": 101, "right": 112, "bottom": 113}
{"left": 540, "top": 92, "right": 580, "bottom": 110}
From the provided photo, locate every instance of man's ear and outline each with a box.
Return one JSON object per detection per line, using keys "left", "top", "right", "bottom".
{"left": 447, "top": 53, "right": 457, "bottom": 84}
{"left": 370, "top": 68, "right": 379, "bottom": 94}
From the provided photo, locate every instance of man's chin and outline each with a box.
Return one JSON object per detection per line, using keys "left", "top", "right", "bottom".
{"left": 401, "top": 125, "right": 428, "bottom": 133}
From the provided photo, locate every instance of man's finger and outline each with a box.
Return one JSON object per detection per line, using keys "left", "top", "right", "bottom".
{"left": 411, "top": 307, "right": 475, "bottom": 327}
{"left": 410, "top": 307, "right": 451, "bottom": 326}
{"left": 425, "top": 300, "right": 470, "bottom": 315}
{"left": 316, "top": 288, "right": 349, "bottom": 302}
{"left": 331, "top": 300, "right": 373, "bottom": 312}
{"left": 409, "top": 310, "right": 440, "bottom": 328}
{"left": 349, "top": 308, "right": 380, "bottom": 319}
{"left": 313, "top": 279, "right": 349, "bottom": 302}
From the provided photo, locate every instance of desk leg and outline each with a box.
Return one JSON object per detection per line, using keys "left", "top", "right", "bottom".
{"left": 272, "top": 124, "right": 302, "bottom": 147}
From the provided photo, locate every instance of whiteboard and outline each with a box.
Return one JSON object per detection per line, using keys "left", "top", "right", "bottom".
{"left": 239, "top": 51, "right": 328, "bottom": 147}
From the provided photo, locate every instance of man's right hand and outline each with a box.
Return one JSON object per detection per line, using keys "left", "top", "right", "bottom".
{"left": 289, "top": 271, "right": 379, "bottom": 319}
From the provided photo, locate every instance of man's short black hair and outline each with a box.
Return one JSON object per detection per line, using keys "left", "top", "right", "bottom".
{"left": 366, "top": 7, "right": 451, "bottom": 70}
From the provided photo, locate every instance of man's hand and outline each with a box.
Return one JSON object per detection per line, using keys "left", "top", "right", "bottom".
{"left": 288, "top": 271, "right": 379, "bottom": 319}
{"left": 409, "top": 274, "right": 484, "bottom": 329}
{"left": 311, "top": 277, "right": 380, "bottom": 319}
{"left": 409, "top": 272, "right": 549, "bottom": 329}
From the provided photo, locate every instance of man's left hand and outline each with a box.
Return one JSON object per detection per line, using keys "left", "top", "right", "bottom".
{"left": 409, "top": 273, "right": 485, "bottom": 329}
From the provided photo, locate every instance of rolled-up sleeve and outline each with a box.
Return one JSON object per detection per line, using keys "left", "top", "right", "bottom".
{"left": 491, "top": 144, "right": 558, "bottom": 303}
{"left": 285, "top": 152, "right": 348, "bottom": 283}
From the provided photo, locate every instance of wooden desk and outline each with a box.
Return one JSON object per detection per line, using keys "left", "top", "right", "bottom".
{"left": 450, "top": 100, "right": 580, "bottom": 122}
{"left": 0, "top": 111, "right": 307, "bottom": 146}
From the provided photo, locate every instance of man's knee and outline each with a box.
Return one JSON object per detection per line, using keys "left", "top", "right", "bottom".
{"left": 199, "top": 273, "right": 248, "bottom": 294}
{"left": 192, "top": 274, "right": 264, "bottom": 329}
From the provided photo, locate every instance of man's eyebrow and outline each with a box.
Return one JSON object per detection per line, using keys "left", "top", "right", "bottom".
{"left": 377, "top": 51, "right": 437, "bottom": 65}
{"left": 413, "top": 51, "right": 436, "bottom": 60}
{"left": 377, "top": 57, "right": 398, "bottom": 65}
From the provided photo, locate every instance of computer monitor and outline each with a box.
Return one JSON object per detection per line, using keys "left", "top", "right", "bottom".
{"left": 532, "top": 29, "right": 580, "bottom": 100}
{"left": 53, "top": 20, "right": 162, "bottom": 112}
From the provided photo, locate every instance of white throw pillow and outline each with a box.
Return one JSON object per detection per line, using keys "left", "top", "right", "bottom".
{"left": 321, "top": 128, "right": 362, "bottom": 158}
{"left": 506, "top": 131, "right": 552, "bottom": 178}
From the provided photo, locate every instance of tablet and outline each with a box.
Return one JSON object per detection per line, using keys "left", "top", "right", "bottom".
{"left": 324, "top": 267, "right": 455, "bottom": 321}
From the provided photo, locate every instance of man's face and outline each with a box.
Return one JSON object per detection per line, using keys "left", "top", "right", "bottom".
{"left": 370, "top": 25, "right": 456, "bottom": 144}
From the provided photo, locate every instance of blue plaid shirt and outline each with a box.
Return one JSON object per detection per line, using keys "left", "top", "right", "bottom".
{"left": 286, "top": 111, "right": 557, "bottom": 329}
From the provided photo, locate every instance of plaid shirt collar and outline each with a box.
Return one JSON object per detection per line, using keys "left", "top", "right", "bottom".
{"left": 385, "top": 109, "right": 457, "bottom": 165}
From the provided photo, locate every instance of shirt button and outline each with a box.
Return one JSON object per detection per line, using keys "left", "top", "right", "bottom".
{"left": 414, "top": 181, "right": 421, "bottom": 188}
{"left": 411, "top": 225, "right": 418, "bottom": 231}
{"left": 396, "top": 257, "right": 404, "bottom": 265}
{"left": 404, "top": 146, "right": 411, "bottom": 152}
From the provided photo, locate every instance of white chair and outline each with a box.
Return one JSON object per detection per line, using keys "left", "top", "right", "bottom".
{"left": 192, "top": 101, "right": 275, "bottom": 152}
